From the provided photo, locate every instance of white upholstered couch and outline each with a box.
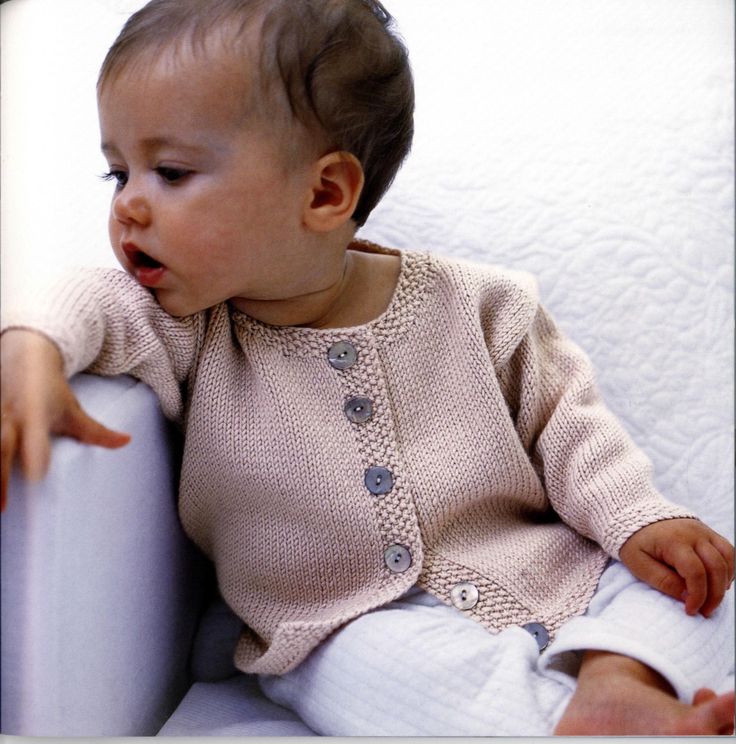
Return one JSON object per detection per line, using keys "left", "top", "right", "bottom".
{"left": 2, "top": 373, "right": 317, "bottom": 736}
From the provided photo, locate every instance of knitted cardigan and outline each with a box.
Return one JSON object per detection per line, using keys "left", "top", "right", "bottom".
{"left": 2, "top": 242, "right": 696, "bottom": 675}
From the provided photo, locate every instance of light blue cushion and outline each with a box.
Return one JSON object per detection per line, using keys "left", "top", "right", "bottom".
{"left": 1, "top": 374, "right": 206, "bottom": 736}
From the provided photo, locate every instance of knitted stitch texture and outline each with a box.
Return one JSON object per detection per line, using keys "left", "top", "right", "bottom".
{"left": 2, "top": 241, "right": 696, "bottom": 675}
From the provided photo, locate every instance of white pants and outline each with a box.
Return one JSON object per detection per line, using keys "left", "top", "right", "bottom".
{"left": 258, "top": 561, "right": 734, "bottom": 736}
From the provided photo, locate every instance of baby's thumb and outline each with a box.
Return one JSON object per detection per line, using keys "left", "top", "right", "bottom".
{"left": 62, "top": 407, "right": 131, "bottom": 449}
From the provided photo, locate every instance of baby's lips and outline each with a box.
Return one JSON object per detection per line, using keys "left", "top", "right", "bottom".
{"left": 121, "top": 241, "right": 139, "bottom": 264}
{"left": 121, "top": 243, "right": 167, "bottom": 287}
{"left": 122, "top": 241, "right": 162, "bottom": 269}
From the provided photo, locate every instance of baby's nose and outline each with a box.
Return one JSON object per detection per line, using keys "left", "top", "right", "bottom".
{"left": 112, "top": 181, "right": 152, "bottom": 226}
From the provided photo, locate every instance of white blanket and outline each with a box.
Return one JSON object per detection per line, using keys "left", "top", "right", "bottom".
{"left": 363, "top": 0, "right": 734, "bottom": 542}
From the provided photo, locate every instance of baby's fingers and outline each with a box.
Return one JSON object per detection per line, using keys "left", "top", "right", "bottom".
{"left": 623, "top": 550, "right": 686, "bottom": 602}
{"left": 57, "top": 404, "right": 131, "bottom": 449}
{"left": 668, "top": 544, "right": 709, "bottom": 616}
{"left": 710, "top": 534, "right": 735, "bottom": 587}
{"left": 19, "top": 420, "right": 52, "bottom": 483}
{"left": 695, "top": 540, "right": 731, "bottom": 618}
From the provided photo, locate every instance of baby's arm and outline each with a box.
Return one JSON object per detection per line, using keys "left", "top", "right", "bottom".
{"left": 0, "top": 329, "right": 131, "bottom": 510}
{"left": 1, "top": 268, "right": 204, "bottom": 510}
{"left": 484, "top": 272, "right": 731, "bottom": 613}
{"left": 619, "top": 518, "right": 735, "bottom": 617}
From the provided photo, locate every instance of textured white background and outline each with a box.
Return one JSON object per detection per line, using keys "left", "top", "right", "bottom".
{"left": 1, "top": 0, "right": 733, "bottom": 538}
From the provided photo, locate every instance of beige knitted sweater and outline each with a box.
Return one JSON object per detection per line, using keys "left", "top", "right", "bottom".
{"left": 3, "top": 242, "right": 696, "bottom": 675}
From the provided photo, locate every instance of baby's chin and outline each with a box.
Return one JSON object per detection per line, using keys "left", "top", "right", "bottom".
{"left": 149, "top": 288, "right": 213, "bottom": 318}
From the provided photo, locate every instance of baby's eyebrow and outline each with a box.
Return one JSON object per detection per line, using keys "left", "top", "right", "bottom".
{"left": 100, "top": 137, "right": 212, "bottom": 156}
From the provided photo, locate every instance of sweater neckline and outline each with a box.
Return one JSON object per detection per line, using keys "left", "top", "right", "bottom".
{"left": 230, "top": 240, "right": 435, "bottom": 356}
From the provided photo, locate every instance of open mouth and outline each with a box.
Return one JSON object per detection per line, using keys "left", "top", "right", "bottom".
{"left": 135, "top": 251, "right": 163, "bottom": 269}
{"left": 123, "top": 243, "right": 163, "bottom": 269}
{"left": 122, "top": 243, "right": 166, "bottom": 286}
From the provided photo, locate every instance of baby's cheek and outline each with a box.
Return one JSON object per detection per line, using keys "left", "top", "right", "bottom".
{"left": 109, "top": 238, "right": 125, "bottom": 268}
{"left": 108, "top": 216, "right": 122, "bottom": 250}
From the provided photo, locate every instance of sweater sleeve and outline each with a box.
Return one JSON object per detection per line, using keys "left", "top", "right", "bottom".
{"left": 484, "top": 272, "right": 697, "bottom": 559}
{"left": 1, "top": 268, "right": 205, "bottom": 424}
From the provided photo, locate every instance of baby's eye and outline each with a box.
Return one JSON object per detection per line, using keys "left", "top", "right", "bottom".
{"left": 156, "top": 167, "right": 190, "bottom": 183}
{"left": 101, "top": 170, "right": 128, "bottom": 188}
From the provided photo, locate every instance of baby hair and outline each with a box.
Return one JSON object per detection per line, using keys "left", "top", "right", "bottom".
{"left": 98, "top": 0, "right": 415, "bottom": 226}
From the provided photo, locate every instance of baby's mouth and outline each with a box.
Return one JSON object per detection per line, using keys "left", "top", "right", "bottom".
{"left": 122, "top": 243, "right": 166, "bottom": 286}
{"left": 123, "top": 243, "right": 163, "bottom": 270}
{"left": 135, "top": 251, "right": 163, "bottom": 269}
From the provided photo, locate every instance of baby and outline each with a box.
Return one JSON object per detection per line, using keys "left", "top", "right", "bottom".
{"left": 1, "top": 0, "right": 734, "bottom": 736}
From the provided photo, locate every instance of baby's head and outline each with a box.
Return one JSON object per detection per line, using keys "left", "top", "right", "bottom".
{"left": 98, "top": 0, "right": 414, "bottom": 228}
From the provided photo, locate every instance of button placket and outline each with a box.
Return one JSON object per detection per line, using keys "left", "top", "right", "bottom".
{"left": 327, "top": 336, "right": 419, "bottom": 579}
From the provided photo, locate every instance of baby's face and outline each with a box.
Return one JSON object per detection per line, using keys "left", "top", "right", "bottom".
{"left": 98, "top": 44, "right": 319, "bottom": 317}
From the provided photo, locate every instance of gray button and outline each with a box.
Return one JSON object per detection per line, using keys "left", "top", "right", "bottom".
{"left": 450, "top": 581, "right": 479, "bottom": 611}
{"left": 384, "top": 544, "right": 412, "bottom": 573}
{"left": 522, "top": 622, "right": 550, "bottom": 651}
{"left": 328, "top": 341, "right": 358, "bottom": 370}
{"left": 364, "top": 467, "right": 394, "bottom": 495}
{"left": 345, "top": 397, "right": 373, "bottom": 424}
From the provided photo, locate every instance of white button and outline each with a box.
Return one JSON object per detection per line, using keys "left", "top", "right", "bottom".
{"left": 450, "top": 581, "right": 479, "bottom": 610}
{"left": 384, "top": 544, "right": 412, "bottom": 573}
{"left": 365, "top": 466, "right": 394, "bottom": 495}
{"left": 328, "top": 341, "right": 358, "bottom": 370}
{"left": 345, "top": 397, "right": 373, "bottom": 423}
{"left": 522, "top": 622, "right": 550, "bottom": 651}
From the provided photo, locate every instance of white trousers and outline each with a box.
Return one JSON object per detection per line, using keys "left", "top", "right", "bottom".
{"left": 258, "top": 561, "right": 734, "bottom": 736}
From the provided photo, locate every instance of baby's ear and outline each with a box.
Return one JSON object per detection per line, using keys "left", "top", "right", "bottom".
{"left": 303, "top": 152, "right": 364, "bottom": 232}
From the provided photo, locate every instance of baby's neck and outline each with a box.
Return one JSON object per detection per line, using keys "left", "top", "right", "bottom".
{"left": 232, "top": 247, "right": 402, "bottom": 330}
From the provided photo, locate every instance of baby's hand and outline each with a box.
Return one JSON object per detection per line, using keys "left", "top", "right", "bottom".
{"left": 1, "top": 329, "right": 131, "bottom": 511}
{"left": 619, "top": 518, "right": 735, "bottom": 617}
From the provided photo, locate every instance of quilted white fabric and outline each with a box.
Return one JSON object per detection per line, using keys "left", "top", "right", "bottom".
{"left": 1, "top": 0, "right": 732, "bottom": 736}
{"left": 257, "top": 563, "right": 734, "bottom": 735}
{"left": 362, "top": 0, "right": 735, "bottom": 542}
